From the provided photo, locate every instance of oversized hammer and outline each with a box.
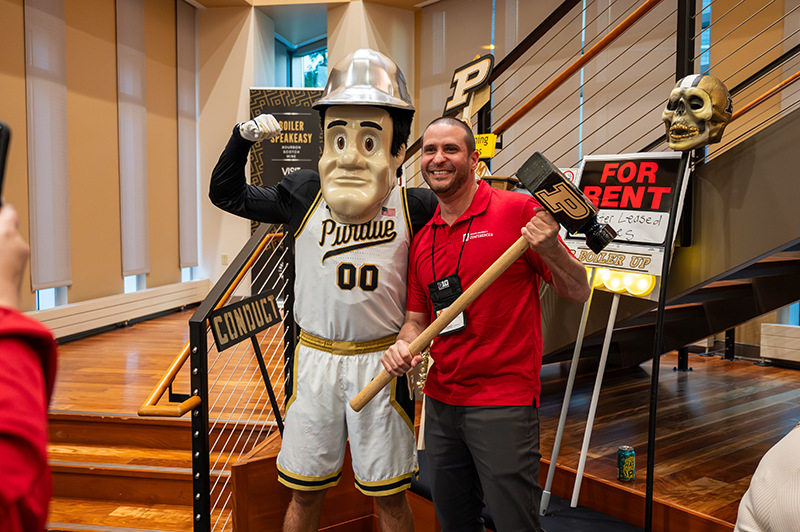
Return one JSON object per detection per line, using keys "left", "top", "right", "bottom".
{"left": 349, "top": 152, "right": 615, "bottom": 412}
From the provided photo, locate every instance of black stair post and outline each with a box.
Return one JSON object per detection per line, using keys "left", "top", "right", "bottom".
{"left": 675, "top": 346, "right": 691, "bottom": 371}
{"left": 725, "top": 329, "right": 736, "bottom": 360}
{"left": 644, "top": 148, "right": 692, "bottom": 531}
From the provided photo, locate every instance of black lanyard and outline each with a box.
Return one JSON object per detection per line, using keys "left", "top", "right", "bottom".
{"left": 431, "top": 217, "right": 474, "bottom": 281}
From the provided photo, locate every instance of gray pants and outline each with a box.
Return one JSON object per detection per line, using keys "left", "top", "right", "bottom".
{"left": 424, "top": 397, "right": 542, "bottom": 532}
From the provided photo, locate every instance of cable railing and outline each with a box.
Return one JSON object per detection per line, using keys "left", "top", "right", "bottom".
{"left": 138, "top": 228, "right": 286, "bottom": 418}
{"left": 403, "top": 0, "right": 675, "bottom": 184}
{"left": 191, "top": 222, "right": 294, "bottom": 532}
{"left": 403, "top": 0, "right": 800, "bottom": 184}
{"left": 647, "top": 0, "right": 800, "bottom": 161}
{"left": 136, "top": 222, "right": 292, "bottom": 531}
{"left": 492, "top": 0, "right": 674, "bottom": 175}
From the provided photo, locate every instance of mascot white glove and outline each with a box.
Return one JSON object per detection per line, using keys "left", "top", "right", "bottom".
{"left": 238, "top": 114, "right": 282, "bottom": 142}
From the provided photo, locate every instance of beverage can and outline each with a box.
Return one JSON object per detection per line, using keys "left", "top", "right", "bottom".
{"left": 617, "top": 445, "right": 635, "bottom": 481}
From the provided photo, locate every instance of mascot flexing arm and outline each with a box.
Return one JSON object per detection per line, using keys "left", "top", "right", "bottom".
{"left": 209, "top": 49, "right": 437, "bottom": 532}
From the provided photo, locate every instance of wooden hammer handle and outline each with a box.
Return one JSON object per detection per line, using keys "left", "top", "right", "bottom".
{"left": 349, "top": 235, "right": 531, "bottom": 412}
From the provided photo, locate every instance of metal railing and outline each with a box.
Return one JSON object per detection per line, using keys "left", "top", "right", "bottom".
{"left": 182, "top": 223, "right": 294, "bottom": 532}
{"left": 403, "top": 0, "right": 800, "bottom": 182}
{"left": 138, "top": 229, "right": 286, "bottom": 419}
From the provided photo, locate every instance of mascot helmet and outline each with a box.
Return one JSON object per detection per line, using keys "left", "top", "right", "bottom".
{"left": 313, "top": 49, "right": 414, "bottom": 111}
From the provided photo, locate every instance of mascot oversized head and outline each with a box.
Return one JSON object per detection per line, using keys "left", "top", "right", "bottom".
{"left": 313, "top": 49, "right": 415, "bottom": 224}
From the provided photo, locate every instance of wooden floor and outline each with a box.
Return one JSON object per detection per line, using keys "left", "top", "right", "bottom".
{"left": 538, "top": 351, "right": 800, "bottom": 526}
{"left": 47, "top": 306, "right": 800, "bottom": 530}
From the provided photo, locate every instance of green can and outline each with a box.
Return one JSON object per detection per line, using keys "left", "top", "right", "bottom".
{"left": 617, "top": 446, "right": 635, "bottom": 481}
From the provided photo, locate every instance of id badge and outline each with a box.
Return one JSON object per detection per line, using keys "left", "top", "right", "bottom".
{"left": 428, "top": 274, "right": 467, "bottom": 335}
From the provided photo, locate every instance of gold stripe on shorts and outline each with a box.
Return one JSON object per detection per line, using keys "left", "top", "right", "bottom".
{"left": 299, "top": 330, "right": 396, "bottom": 356}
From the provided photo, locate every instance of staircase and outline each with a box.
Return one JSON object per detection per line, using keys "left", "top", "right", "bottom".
{"left": 46, "top": 412, "right": 230, "bottom": 532}
{"left": 542, "top": 104, "right": 800, "bottom": 367}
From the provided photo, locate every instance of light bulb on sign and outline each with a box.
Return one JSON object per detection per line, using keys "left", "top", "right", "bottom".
{"left": 592, "top": 269, "right": 657, "bottom": 297}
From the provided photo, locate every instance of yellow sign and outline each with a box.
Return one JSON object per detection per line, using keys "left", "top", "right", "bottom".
{"left": 474, "top": 134, "right": 497, "bottom": 158}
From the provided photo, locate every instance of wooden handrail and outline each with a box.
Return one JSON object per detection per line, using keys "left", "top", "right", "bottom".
{"left": 730, "top": 70, "right": 800, "bottom": 122}
{"left": 492, "top": 0, "right": 664, "bottom": 137}
{"left": 138, "top": 232, "right": 284, "bottom": 417}
{"left": 138, "top": 395, "right": 202, "bottom": 417}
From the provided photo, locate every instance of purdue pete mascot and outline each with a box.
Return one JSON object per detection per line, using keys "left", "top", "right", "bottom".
{"left": 209, "top": 49, "right": 436, "bottom": 532}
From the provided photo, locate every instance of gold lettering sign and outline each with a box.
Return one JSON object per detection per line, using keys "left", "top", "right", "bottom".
{"left": 444, "top": 54, "right": 494, "bottom": 114}
{"left": 210, "top": 291, "right": 282, "bottom": 351}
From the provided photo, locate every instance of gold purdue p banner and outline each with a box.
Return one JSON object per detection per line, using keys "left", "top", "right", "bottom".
{"left": 210, "top": 291, "right": 282, "bottom": 352}
{"left": 444, "top": 54, "right": 494, "bottom": 115}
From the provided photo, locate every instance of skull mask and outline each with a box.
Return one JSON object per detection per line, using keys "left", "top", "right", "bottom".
{"left": 662, "top": 74, "right": 732, "bottom": 151}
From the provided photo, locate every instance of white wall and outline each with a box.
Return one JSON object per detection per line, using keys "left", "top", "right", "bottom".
{"left": 253, "top": 9, "right": 276, "bottom": 88}
{"left": 328, "top": 1, "right": 415, "bottom": 97}
{"left": 197, "top": 7, "right": 260, "bottom": 284}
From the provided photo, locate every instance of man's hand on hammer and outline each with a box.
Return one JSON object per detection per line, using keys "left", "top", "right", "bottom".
{"left": 521, "top": 206, "right": 561, "bottom": 256}
{"left": 382, "top": 340, "right": 422, "bottom": 377}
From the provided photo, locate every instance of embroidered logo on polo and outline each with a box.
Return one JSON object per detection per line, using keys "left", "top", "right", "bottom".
{"left": 319, "top": 218, "right": 397, "bottom": 262}
{"left": 463, "top": 230, "right": 493, "bottom": 241}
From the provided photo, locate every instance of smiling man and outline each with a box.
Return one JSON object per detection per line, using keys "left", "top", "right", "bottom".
{"left": 382, "top": 117, "right": 590, "bottom": 532}
{"left": 209, "top": 49, "right": 436, "bottom": 532}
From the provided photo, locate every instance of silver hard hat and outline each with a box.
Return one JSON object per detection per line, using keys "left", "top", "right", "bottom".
{"left": 313, "top": 49, "right": 414, "bottom": 111}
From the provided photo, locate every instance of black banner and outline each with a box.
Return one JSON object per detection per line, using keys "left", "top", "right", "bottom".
{"left": 210, "top": 290, "right": 282, "bottom": 352}
{"left": 249, "top": 88, "right": 323, "bottom": 190}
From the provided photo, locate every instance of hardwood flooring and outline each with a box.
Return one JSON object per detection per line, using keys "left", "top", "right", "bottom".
{"left": 537, "top": 352, "right": 800, "bottom": 525}
{"left": 50, "top": 310, "right": 195, "bottom": 414}
{"left": 46, "top": 306, "right": 800, "bottom": 529}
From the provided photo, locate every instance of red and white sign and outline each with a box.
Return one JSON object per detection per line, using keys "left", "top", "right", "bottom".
{"left": 564, "top": 152, "right": 689, "bottom": 278}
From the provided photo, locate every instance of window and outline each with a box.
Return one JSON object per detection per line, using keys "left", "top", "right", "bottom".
{"left": 275, "top": 33, "right": 327, "bottom": 89}
{"left": 181, "top": 267, "right": 196, "bottom": 282}
{"left": 36, "top": 286, "right": 68, "bottom": 311}
{"left": 301, "top": 50, "right": 327, "bottom": 88}
{"left": 124, "top": 274, "right": 146, "bottom": 294}
{"left": 699, "top": 0, "right": 711, "bottom": 75}
{"left": 778, "top": 302, "right": 800, "bottom": 325}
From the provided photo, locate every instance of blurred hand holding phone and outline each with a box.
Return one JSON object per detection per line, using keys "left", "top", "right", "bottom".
{"left": 0, "top": 121, "right": 10, "bottom": 206}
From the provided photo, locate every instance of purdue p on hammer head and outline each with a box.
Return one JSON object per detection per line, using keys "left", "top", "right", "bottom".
{"left": 516, "top": 151, "right": 616, "bottom": 253}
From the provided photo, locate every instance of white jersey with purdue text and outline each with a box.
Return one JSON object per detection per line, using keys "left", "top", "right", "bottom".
{"left": 293, "top": 185, "right": 413, "bottom": 342}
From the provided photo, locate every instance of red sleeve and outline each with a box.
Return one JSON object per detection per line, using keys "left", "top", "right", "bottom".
{"left": 406, "top": 238, "right": 431, "bottom": 315}
{"left": 0, "top": 308, "right": 58, "bottom": 532}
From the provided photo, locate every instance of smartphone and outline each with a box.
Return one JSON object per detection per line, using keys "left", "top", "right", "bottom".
{"left": 0, "top": 121, "right": 10, "bottom": 206}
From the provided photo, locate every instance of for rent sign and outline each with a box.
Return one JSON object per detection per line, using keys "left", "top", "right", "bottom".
{"left": 577, "top": 153, "right": 685, "bottom": 246}
{"left": 564, "top": 152, "right": 689, "bottom": 279}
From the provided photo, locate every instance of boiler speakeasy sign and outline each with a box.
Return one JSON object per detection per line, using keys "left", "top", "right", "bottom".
{"left": 247, "top": 88, "right": 324, "bottom": 292}
{"left": 249, "top": 88, "right": 323, "bottom": 190}
{"left": 564, "top": 152, "right": 690, "bottom": 277}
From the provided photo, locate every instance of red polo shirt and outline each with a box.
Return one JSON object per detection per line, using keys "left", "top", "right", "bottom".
{"left": 407, "top": 180, "right": 554, "bottom": 407}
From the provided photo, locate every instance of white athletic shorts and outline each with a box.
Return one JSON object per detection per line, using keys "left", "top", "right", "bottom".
{"left": 276, "top": 331, "right": 417, "bottom": 496}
